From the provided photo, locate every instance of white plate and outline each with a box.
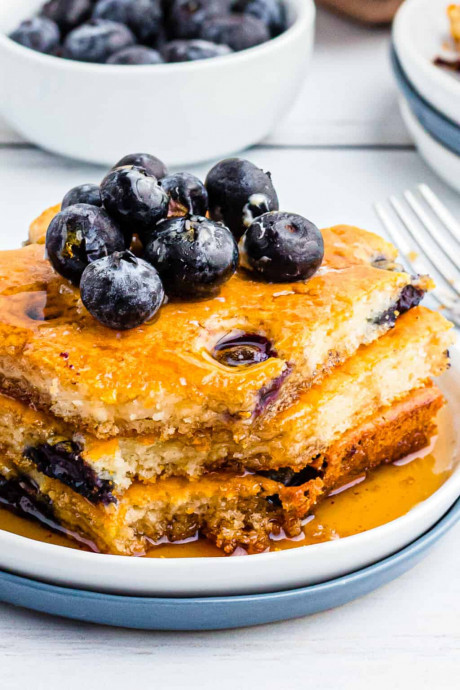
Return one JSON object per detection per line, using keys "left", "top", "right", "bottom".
{"left": 0, "top": 345, "right": 459, "bottom": 597}
{"left": 393, "top": 0, "right": 460, "bottom": 126}
{"left": 0, "top": 0, "right": 315, "bottom": 166}
{"left": 399, "top": 96, "right": 460, "bottom": 194}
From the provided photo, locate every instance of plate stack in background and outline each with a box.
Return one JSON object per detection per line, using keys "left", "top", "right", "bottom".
{"left": 392, "top": 0, "right": 460, "bottom": 192}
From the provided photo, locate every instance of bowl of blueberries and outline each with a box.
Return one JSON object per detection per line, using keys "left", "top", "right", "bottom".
{"left": 43, "top": 151, "right": 323, "bottom": 330}
{"left": 0, "top": 0, "right": 315, "bottom": 166}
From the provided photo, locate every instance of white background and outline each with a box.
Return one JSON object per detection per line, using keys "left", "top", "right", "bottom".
{"left": 0, "top": 8, "right": 459, "bottom": 689}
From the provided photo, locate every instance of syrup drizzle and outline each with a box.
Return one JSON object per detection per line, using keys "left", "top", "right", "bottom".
{"left": 213, "top": 331, "right": 276, "bottom": 367}
{"left": 0, "top": 405, "right": 456, "bottom": 558}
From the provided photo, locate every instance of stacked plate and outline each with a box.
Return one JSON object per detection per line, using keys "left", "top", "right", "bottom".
{"left": 392, "top": 0, "right": 460, "bottom": 192}
{"left": 0, "top": 350, "right": 459, "bottom": 630}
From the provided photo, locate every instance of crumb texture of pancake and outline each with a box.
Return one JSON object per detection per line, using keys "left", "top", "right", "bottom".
{"left": 0, "top": 386, "right": 444, "bottom": 555}
{"left": 0, "top": 306, "right": 452, "bottom": 492}
{"left": 0, "top": 220, "right": 433, "bottom": 439}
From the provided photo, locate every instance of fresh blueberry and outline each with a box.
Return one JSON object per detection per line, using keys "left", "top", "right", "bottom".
{"left": 200, "top": 14, "right": 269, "bottom": 51}
{"left": 165, "top": 0, "right": 227, "bottom": 40}
{"left": 63, "top": 19, "right": 135, "bottom": 62}
{"left": 61, "top": 183, "right": 102, "bottom": 209}
{"left": 144, "top": 215, "right": 238, "bottom": 298}
{"left": 112, "top": 152, "right": 168, "bottom": 179}
{"left": 46, "top": 203, "right": 125, "bottom": 285}
{"left": 9, "top": 17, "right": 61, "bottom": 54}
{"left": 106, "top": 45, "right": 164, "bottom": 63}
{"left": 205, "top": 158, "right": 279, "bottom": 240}
{"left": 232, "top": 0, "right": 287, "bottom": 37}
{"left": 80, "top": 250, "right": 164, "bottom": 330}
{"left": 92, "top": 0, "right": 163, "bottom": 44}
{"left": 162, "top": 38, "right": 231, "bottom": 61}
{"left": 92, "top": 0, "right": 131, "bottom": 23}
{"left": 160, "top": 172, "right": 208, "bottom": 216}
{"left": 41, "top": 0, "right": 93, "bottom": 34}
{"left": 239, "top": 211, "right": 324, "bottom": 283}
{"left": 100, "top": 166, "right": 169, "bottom": 243}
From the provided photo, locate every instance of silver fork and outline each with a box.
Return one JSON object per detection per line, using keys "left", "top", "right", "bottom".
{"left": 374, "top": 183, "right": 460, "bottom": 328}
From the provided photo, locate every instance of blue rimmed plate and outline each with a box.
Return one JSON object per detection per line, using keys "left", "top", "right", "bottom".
{"left": 399, "top": 98, "right": 460, "bottom": 194}
{"left": 391, "top": 47, "right": 460, "bottom": 156}
{"left": 0, "top": 351, "right": 459, "bottom": 599}
{"left": 0, "top": 498, "right": 459, "bottom": 630}
{"left": 392, "top": 0, "right": 460, "bottom": 126}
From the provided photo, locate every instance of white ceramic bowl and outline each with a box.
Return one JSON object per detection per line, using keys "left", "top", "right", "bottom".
{"left": 0, "top": 0, "right": 315, "bottom": 167}
{"left": 393, "top": 0, "right": 460, "bottom": 126}
{"left": 399, "top": 97, "right": 460, "bottom": 194}
{"left": 0, "top": 345, "right": 458, "bottom": 598}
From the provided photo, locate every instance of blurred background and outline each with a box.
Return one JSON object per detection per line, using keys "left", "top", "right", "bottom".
{"left": 1, "top": 1, "right": 459, "bottom": 240}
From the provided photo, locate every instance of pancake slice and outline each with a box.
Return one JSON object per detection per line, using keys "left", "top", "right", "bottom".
{"left": 0, "top": 222, "right": 432, "bottom": 438}
{"left": 0, "top": 306, "right": 452, "bottom": 493}
{"left": 0, "top": 386, "right": 445, "bottom": 554}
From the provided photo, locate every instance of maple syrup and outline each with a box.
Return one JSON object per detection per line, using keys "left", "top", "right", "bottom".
{"left": 0, "top": 404, "right": 456, "bottom": 558}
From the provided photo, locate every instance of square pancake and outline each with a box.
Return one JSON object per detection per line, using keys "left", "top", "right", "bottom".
{"left": 0, "top": 220, "right": 432, "bottom": 438}
{"left": 0, "top": 386, "right": 445, "bottom": 555}
{"left": 0, "top": 306, "right": 452, "bottom": 497}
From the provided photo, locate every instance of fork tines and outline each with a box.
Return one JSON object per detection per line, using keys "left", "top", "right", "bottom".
{"left": 375, "top": 184, "right": 460, "bottom": 327}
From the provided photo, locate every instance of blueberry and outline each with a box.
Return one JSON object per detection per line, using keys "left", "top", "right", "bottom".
{"left": 239, "top": 211, "right": 324, "bottom": 283}
{"left": 162, "top": 38, "right": 232, "bottom": 61}
{"left": 80, "top": 250, "right": 164, "bottom": 330}
{"left": 160, "top": 172, "right": 208, "bottom": 216}
{"left": 63, "top": 19, "right": 135, "bottom": 62}
{"left": 41, "top": 0, "right": 93, "bottom": 34}
{"left": 107, "top": 45, "right": 164, "bottom": 63}
{"left": 165, "top": 0, "right": 227, "bottom": 40}
{"left": 396, "top": 285, "right": 425, "bottom": 312}
{"left": 232, "top": 0, "right": 287, "bottom": 37}
{"left": 25, "top": 441, "right": 115, "bottom": 505}
{"left": 61, "top": 183, "right": 102, "bottom": 209}
{"left": 92, "top": 0, "right": 131, "bottom": 23}
{"left": 9, "top": 17, "right": 61, "bottom": 54}
{"left": 112, "top": 152, "right": 168, "bottom": 179}
{"left": 100, "top": 166, "right": 169, "bottom": 243}
{"left": 144, "top": 215, "right": 238, "bottom": 298}
{"left": 205, "top": 158, "right": 279, "bottom": 240}
{"left": 213, "top": 332, "right": 275, "bottom": 366}
{"left": 200, "top": 14, "right": 269, "bottom": 51}
{"left": 92, "top": 0, "right": 163, "bottom": 44}
{"left": 46, "top": 204, "right": 125, "bottom": 285}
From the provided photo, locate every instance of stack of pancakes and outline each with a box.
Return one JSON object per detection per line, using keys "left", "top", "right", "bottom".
{"left": 0, "top": 210, "right": 454, "bottom": 555}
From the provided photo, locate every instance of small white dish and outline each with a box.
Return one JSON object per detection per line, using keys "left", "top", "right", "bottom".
{"left": 0, "top": 344, "right": 458, "bottom": 598}
{"left": 0, "top": 0, "right": 315, "bottom": 167}
{"left": 399, "top": 96, "right": 460, "bottom": 193}
{"left": 393, "top": 0, "right": 460, "bottom": 126}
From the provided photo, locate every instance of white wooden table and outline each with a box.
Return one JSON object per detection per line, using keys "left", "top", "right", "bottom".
{"left": 0, "top": 9, "right": 459, "bottom": 689}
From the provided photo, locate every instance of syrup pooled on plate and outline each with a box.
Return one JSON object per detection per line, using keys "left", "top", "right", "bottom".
{"left": 0, "top": 405, "right": 456, "bottom": 557}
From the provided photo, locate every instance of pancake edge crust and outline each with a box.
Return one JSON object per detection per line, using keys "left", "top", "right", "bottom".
{"left": 0, "top": 306, "right": 452, "bottom": 492}
{"left": 0, "top": 385, "right": 444, "bottom": 555}
{"left": 0, "top": 224, "right": 433, "bottom": 438}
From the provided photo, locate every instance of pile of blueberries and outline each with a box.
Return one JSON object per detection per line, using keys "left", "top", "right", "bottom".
{"left": 9, "top": 0, "right": 287, "bottom": 64}
{"left": 45, "top": 153, "right": 324, "bottom": 329}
